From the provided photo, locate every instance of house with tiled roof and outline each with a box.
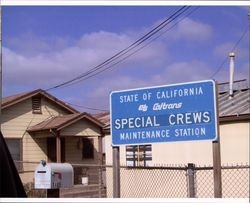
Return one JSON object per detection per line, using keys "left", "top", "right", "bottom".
{"left": 1, "top": 89, "right": 105, "bottom": 185}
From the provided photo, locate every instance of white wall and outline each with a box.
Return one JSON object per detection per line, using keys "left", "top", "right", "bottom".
{"left": 105, "top": 121, "right": 250, "bottom": 166}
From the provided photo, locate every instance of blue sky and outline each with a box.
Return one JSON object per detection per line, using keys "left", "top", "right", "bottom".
{"left": 2, "top": 5, "right": 250, "bottom": 112}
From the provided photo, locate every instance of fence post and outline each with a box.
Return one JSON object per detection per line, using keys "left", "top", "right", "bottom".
{"left": 187, "top": 163, "right": 196, "bottom": 198}
{"left": 98, "top": 165, "right": 102, "bottom": 197}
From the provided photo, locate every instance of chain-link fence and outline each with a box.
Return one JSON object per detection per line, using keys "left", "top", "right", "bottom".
{"left": 16, "top": 161, "right": 249, "bottom": 198}
{"left": 196, "top": 165, "right": 250, "bottom": 198}
{"left": 106, "top": 165, "right": 187, "bottom": 198}
{"left": 16, "top": 161, "right": 107, "bottom": 198}
{"left": 105, "top": 164, "right": 249, "bottom": 198}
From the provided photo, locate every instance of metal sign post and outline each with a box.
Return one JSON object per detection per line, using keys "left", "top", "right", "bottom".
{"left": 212, "top": 83, "right": 222, "bottom": 198}
{"left": 213, "top": 139, "right": 222, "bottom": 198}
{"left": 112, "top": 146, "right": 120, "bottom": 198}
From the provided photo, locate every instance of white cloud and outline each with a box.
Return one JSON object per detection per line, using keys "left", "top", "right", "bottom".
{"left": 77, "top": 30, "right": 168, "bottom": 68}
{"left": 171, "top": 18, "right": 213, "bottom": 41}
{"left": 78, "top": 56, "right": 249, "bottom": 111}
{"left": 3, "top": 47, "right": 66, "bottom": 86}
{"left": 6, "top": 17, "right": 212, "bottom": 90}
{"left": 152, "top": 60, "right": 213, "bottom": 85}
{"left": 91, "top": 76, "right": 148, "bottom": 99}
{"left": 212, "top": 41, "right": 249, "bottom": 59}
{"left": 214, "top": 61, "right": 250, "bottom": 83}
{"left": 79, "top": 75, "right": 150, "bottom": 112}
{"left": 4, "top": 15, "right": 247, "bottom": 111}
{"left": 3, "top": 30, "right": 168, "bottom": 91}
{"left": 3, "top": 16, "right": 213, "bottom": 92}
{"left": 78, "top": 31, "right": 132, "bottom": 51}
{"left": 85, "top": 60, "right": 214, "bottom": 108}
{"left": 213, "top": 42, "right": 234, "bottom": 58}
{"left": 6, "top": 32, "right": 55, "bottom": 57}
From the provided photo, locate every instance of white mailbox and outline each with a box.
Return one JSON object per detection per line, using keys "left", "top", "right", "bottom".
{"left": 34, "top": 160, "right": 74, "bottom": 189}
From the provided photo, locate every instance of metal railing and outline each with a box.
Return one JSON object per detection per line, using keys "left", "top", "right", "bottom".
{"left": 105, "top": 163, "right": 249, "bottom": 198}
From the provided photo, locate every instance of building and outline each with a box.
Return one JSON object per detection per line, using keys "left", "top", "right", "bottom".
{"left": 104, "top": 79, "right": 249, "bottom": 166}
{"left": 103, "top": 80, "right": 249, "bottom": 197}
{"left": 1, "top": 89, "right": 105, "bottom": 185}
{"left": 1, "top": 80, "right": 249, "bottom": 197}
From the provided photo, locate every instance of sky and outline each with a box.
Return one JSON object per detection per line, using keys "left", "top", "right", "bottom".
{"left": 2, "top": 4, "right": 250, "bottom": 112}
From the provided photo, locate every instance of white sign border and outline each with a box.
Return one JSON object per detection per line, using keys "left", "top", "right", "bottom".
{"left": 110, "top": 79, "right": 218, "bottom": 146}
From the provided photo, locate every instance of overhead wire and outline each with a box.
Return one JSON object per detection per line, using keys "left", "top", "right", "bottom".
{"left": 60, "top": 6, "right": 199, "bottom": 89}
{"left": 210, "top": 26, "right": 249, "bottom": 79}
{"left": 46, "top": 6, "right": 199, "bottom": 111}
{"left": 64, "top": 102, "right": 108, "bottom": 112}
{"left": 46, "top": 6, "right": 192, "bottom": 91}
{"left": 76, "top": 19, "right": 247, "bottom": 112}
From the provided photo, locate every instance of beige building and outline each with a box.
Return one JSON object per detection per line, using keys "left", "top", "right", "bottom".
{"left": 102, "top": 80, "right": 249, "bottom": 198}
{"left": 1, "top": 89, "right": 105, "bottom": 184}
{"left": 104, "top": 80, "right": 250, "bottom": 166}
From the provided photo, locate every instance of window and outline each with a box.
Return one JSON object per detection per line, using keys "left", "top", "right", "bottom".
{"left": 5, "top": 139, "right": 23, "bottom": 171}
{"left": 82, "top": 138, "right": 94, "bottom": 159}
{"left": 32, "top": 96, "right": 42, "bottom": 114}
{"left": 126, "top": 145, "right": 152, "bottom": 167}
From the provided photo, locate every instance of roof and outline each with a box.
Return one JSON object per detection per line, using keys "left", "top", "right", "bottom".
{"left": 218, "top": 88, "right": 250, "bottom": 118}
{"left": 92, "top": 112, "right": 110, "bottom": 125}
{"left": 27, "top": 112, "right": 104, "bottom": 132}
{"left": 2, "top": 80, "right": 249, "bottom": 133}
{"left": 218, "top": 80, "right": 250, "bottom": 120}
{"left": 92, "top": 112, "right": 110, "bottom": 132}
{"left": 101, "top": 81, "right": 250, "bottom": 130}
{"left": 2, "top": 89, "right": 78, "bottom": 114}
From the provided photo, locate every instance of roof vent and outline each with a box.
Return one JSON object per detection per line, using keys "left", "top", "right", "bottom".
{"left": 32, "top": 96, "right": 42, "bottom": 114}
{"left": 229, "top": 52, "right": 235, "bottom": 99}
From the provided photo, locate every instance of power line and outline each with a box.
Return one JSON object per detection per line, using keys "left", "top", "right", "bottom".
{"left": 60, "top": 6, "right": 199, "bottom": 89}
{"left": 46, "top": 6, "right": 192, "bottom": 91}
{"left": 210, "top": 26, "right": 249, "bottom": 79}
{"left": 46, "top": 6, "right": 189, "bottom": 90}
{"left": 45, "top": 6, "right": 199, "bottom": 112}
{"left": 65, "top": 102, "right": 108, "bottom": 112}
{"left": 47, "top": 6, "right": 199, "bottom": 112}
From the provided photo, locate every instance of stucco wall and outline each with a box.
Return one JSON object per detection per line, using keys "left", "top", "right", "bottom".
{"left": 105, "top": 120, "right": 250, "bottom": 165}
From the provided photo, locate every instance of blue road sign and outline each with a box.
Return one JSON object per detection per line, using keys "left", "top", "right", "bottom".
{"left": 110, "top": 80, "right": 218, "bottom": 146}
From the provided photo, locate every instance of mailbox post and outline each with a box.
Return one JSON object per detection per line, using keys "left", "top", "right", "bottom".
{"left": 47, "top": 188, "right": 60, "bottom": 198}
{"left": 34, "top": 160, "right": 74, "bottom": 197}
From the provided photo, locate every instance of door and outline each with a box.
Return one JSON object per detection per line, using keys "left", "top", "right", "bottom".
{"left": 47, "top": 137, "right": 65, "bottom": 162}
